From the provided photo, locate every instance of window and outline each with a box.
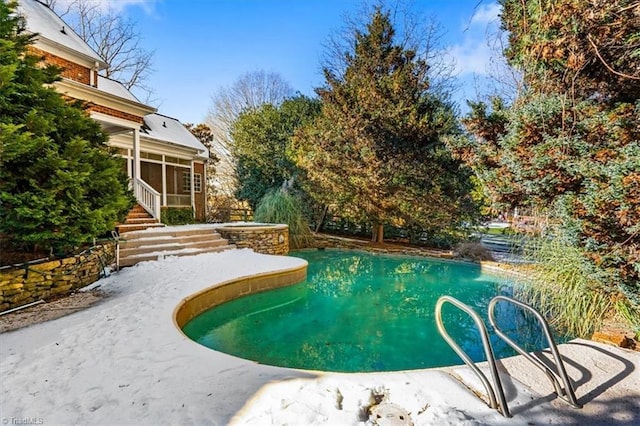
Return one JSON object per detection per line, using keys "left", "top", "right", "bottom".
{"left": 168, "top": 156, "right": 191, "bottom": 166}
{"left": 182, "top": 172, "right": 202, "bottom": 193}
{"left": 140, "top": 151, "right": 162, "bottom": 161}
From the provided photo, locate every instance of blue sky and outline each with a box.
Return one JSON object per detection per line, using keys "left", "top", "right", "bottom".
{"left": 107, "top": 0, "right": 503, "bottom": 124}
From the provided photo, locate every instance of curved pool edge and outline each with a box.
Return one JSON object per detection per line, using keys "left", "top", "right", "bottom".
{"left": 173, "top": 261, "right": 308, "bottom": 332}
{"left": 5, "top": 248, "right": 635, "bottom": 425}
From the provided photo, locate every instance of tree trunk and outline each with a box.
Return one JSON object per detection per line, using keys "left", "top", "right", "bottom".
{"left": 315, "top": 205, "right": 329, "bottom": 233}
{"left": 371, "top": 222, "right": 384, "bottom": 243}
{"left": 377, "top": 223, "right": 384, "bottom": 243}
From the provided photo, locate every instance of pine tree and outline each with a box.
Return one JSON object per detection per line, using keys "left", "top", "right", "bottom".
{"left": 0, "top": 1, "right": 134, "bottom": 256}
{"left": 294, "top": 8, "right": 477, "bottom": 243}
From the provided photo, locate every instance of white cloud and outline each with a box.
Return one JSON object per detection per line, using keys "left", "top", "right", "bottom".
{"left": 470, "top": 2, "right": 501, "bottom": 26}
{"left": 448, "top": 38, "right": 494, "bottom": 76}
{"left": 446, "top": 1, "right": 503, "bottom": 77}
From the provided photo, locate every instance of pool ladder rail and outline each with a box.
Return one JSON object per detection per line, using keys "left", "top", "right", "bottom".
{"left": 435, "top": 295, "right": 582, "bottom": 418}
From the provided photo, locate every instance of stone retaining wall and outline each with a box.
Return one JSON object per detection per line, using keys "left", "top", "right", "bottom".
{"left": 215, "top": 224, "right": 289, "bottom": 256}
{"left": 310, "top": 233, "right": 455, "bottom": 259}
{"left": 0, "top": 243, "right": 115, "bottom": 312}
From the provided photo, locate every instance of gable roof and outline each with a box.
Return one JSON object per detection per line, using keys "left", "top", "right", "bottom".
{"left": 141, "top": 114, "right": 209, "bottom": 159}
{"left": 17, "top": 0, "right": 108, "bottom": 69}
{"left": 97, "top": 75, "right": 142, "bottom": 103}
{"left": 17, "top": 1, "right": 205, "bottom": 161}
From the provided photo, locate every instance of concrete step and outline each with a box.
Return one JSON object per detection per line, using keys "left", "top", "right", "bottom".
{"left": 117, "top": 226, "right": 235, "bottom": 267}
{"left": 120, "top": 233, "right": 222, "bottom": 249}
{"left": 124, "top": 217, "right": 161, "bottom": 224}
{"left": 123, "top": 227, "right": 219, "bottom": 240}
{"left": 117, "top": 223, "right": 166, "bottom": 233}
{"left": 119, "top": 245, "right": 236, "bottom": 267}
{"left": 120, "top": 237, "right": 228, "bottom": 257}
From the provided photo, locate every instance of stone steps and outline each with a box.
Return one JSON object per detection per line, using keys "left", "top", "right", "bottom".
{"left": 118, "top": 227, "right": 235, "bottom": 267}
{"left": 116, "top": 222, "right": 165, "bottom": 233}
{"left": 119, "top": 232, "right": 223, "bottom": 250}
{"left": 120, "top": 236, "right": 224, "bottom": 257}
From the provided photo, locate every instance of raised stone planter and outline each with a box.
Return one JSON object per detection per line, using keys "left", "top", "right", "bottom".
{"left": 0, "top": 243, "right": 114, "bottom": 312}
{"left": 214, "top": 223, "right": 289, "bottom": 256}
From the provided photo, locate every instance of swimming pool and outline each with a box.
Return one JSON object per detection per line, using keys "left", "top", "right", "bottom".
{"left": 182, "top": 249, "right": 562, "bottom": 372}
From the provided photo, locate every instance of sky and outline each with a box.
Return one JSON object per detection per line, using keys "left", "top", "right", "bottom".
{"left": 92, "top": 0, "right": 504, "bottom": 124}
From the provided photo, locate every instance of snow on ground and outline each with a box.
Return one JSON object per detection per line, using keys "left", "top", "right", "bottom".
{"left": 1, "top": 248, "right": 638, "bottom": 425}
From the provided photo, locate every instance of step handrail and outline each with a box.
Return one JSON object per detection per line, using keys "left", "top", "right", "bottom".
{"left": 133, "top": 178, "right": 161, "bottom": 220}
{"left": 488, "top": 296, "right": 582, "bottom": 408}
{"left": 435, "top": 296, "right": 511, "bottom": 417}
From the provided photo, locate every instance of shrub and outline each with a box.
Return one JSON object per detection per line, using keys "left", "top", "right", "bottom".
{"left": 455, "top": 241, "right": 494, "bottom": 262}
{"left": 161, "top": 207, "right": 195, "bottom": 225}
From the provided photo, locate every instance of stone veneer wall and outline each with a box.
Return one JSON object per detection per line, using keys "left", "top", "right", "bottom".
{"left": 0, "top": 243, "right": 114, "bottom": 312}
{"left": 215, "top": 224, "right": 289, "bottom": 256}
{"left": 310, "top": 233, "right": 455, "bottom": 259}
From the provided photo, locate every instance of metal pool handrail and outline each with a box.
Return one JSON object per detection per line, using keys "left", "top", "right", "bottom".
{"left": 488, "top": 295, "right": 582, "bottom": 408}
{"left": 435, "top": 296, "right": 511, "bottom": 417}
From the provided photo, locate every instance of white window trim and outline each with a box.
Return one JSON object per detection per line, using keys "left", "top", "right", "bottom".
{"left": 182, "top": 171, "right": 202, "bottom": 193}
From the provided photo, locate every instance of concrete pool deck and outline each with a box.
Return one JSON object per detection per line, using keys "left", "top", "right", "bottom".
{"left": 1, "top": 249, "right": 638, "bottom": 425}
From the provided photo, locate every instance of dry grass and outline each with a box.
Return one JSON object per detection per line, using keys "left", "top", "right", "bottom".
{"left": 455, "top": 241, "right": 494, "bottom": 262}
{"left": 515, "top": 238, "right": 618, "bottom": 338}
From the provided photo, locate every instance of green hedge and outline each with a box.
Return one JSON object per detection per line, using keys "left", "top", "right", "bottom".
{"left": 161, "top": 207, "right": 195, "bottom": 225}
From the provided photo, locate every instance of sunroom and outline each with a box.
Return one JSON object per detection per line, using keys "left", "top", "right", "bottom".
{"left": 109, "top": 114, "right": 209, "bottom": 221}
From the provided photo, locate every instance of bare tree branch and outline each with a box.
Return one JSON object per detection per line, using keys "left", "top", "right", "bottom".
{"left": 48, "top": 0, "right": 155, "bottom": 101}
{"left": 205, "top": 70, "right": 294, "bottom": 196}
{"left": 478, "top": 19, "right": 524, "bottom": 104}
{"left": 587, "top": 34, "right": 640, "bottom": 80}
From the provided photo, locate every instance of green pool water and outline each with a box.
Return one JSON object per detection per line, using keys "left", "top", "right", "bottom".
{"left": 183, "top": 249, "right": 562, "bottom": 372}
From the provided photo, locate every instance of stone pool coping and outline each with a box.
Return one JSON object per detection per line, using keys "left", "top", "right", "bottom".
{"left": 1, "top": 248, "right": 638, "bottom": 425}
{"left": 174, "top": 263, "right": 306, "bottom": 328}
{"left": 213, "top": 223, "right": 288, "bottom": 232}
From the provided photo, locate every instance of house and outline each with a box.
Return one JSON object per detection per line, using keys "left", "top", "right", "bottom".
{"left": 16, "top": 0, "right": 209, "bottom": 223}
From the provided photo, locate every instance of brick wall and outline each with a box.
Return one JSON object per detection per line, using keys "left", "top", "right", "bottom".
{"left": 87, "top": 104, "right": 144, "bottom": 124}
{"left": 31, "top": 47, "right": 92, "bottom": 85}
{"left": 194, "top": 162, "right": 206, "bottom": 221}
{"left": 0, "top": 243, "right": 115, "bottom": 312}
{"left": 29, "top": 47, "right": 145, "bottom": 124}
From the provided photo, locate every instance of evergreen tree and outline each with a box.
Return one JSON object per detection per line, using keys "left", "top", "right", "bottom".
{"left": 231, "top": 95, "right": 321, "bottom": 209}
{"left": 502, "top": 0, "right": 640, "bottom": 102}
{"left": 0, "top": 1, "right": 134, "bottom": 255}
{"left": 449, "top": 0, "right": 640, "bottom": 306}
{"left": 294, "top": 8, "right": 477, "bottom": 243}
